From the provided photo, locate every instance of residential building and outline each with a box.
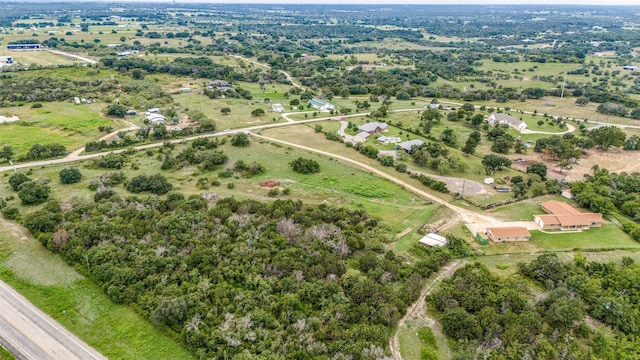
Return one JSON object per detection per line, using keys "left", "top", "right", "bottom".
{"left": 397, "top": 139, "right": 424, "bottom": 153}
{"left": 357, "top": 122, "right": 388, "bottom": 134}
{"left": 353, "top": 132, "right": 370, "bottom": 143}
{"left": 487, "top": 113, "right": 528, "bottom": 131}
{"left": 419, "top": 233, "right": 448, "bottom": 247}
{"left": 308, "top": 98, "right": 335, "bottom": 112}
{"left": 146, "top": 113, "right": 167, "bottom": 124}
{"left": 486, "top": 227, "right": 531, "bottom": 242}
{"left": 271, "top": 103, "right": 285, "bottom": 113}
{"left": 209, "top": 80, "right": 231, "bottom": 90}
{"left": 533, "top": 200, "right": 603, "bottom": 231}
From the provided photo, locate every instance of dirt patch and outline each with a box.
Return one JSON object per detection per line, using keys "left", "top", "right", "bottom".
{"left": 0, "top": 115, "right": 19, "bottom": 123}
{"left": 259, "top": 179, "right": 280, "bottom": 188}
{"left": 395, "top": 228, "right": 412, "bottom": 240}
{"left": 510, "top": 148, "right": 640, "bottom": 182}
{"left": 563, "top": 148, "right": 640, "bottom": 181}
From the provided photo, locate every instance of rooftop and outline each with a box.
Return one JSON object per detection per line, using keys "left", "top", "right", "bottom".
{"left": 487, "top": 226, "right": 531, "bottom": 238}
{"left": 358, "top": 122, "right": 388, "bottom": 133}
{"left": 540, "top": 200, "right": 581, "bottom": 215}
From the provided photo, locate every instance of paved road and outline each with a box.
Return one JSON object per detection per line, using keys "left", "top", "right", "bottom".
{"left": 0, "top": 280, "right": 106, "bottom": 360}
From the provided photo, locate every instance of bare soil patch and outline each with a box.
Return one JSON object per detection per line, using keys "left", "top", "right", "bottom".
{"left": 259, "top": 179, "right": 280, "bottom": 188}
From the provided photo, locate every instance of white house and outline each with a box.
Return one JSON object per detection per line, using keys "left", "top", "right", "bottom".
{"left": 487, "top": 113, "right": 528, "bottom": 131}
{"left": 271, "top": 103, "right": 285, "bottom": 113}
{"left": 308, "top": 98, "right": 335, "bottom": 112}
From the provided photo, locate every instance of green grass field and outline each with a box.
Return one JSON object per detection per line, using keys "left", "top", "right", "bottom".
{"left": 0, "top": 102, "right": 115, "bottom": 157}
{"left": 530, "top": 225, "right": 639, "bottom": 250}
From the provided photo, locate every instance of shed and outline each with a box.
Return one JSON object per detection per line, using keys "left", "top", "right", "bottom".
{"left": 419, "top": 233, "right": 448, "bottom": 247}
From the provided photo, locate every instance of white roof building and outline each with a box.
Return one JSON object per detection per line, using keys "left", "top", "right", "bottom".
{"left": 419, "top": 233, "right": 448, "bottom": 247}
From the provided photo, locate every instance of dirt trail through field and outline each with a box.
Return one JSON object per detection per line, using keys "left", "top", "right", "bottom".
{"left": 389, "top": 259, "right": 464, "bottom": 360}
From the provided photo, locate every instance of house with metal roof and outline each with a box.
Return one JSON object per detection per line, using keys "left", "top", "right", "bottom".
{"left": 419, "top": 233, "right": 448, "bottom": 247}
{"left": 397, "top": 139, "right": 424, "bottom": 153}
{"left": 308, "top": 98, "right": 335, "bottom": 112}
{"left": 487, "top": 113, "right": 528, "bottom": 131}
{"left": 357, "top": 122, "right": 388, "bottom": 134}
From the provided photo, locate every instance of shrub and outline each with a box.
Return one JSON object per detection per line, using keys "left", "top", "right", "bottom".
{"left": 1, "top": 206, "right": 19, "bottom": 220}
{"left": 9, "top": 172, "right": 31, "bottom": 191}
{"left": 105, "top": 104, "right": 127, "bottom": 117}
{"left": 251, "top": 108, "right": 265, "bottom": 116}
{"left": 230, "top": 133, "right": 251, "bottom": 147}
{"left": 290, "top": 157, "right": 320, "bottom": 174}
{"left": 18, "top": 181, "right": 50, "bottom": 205}
{"left": 59, "top": 168, "right": 82, "bottom": 184}
{"left": 395, "top": 163, "right": 408, "bottom": 173}
{"left": 227, "top": 182, "right": 235, "bottom": 189}
{"left": 267, "top": 188, "right": 280, "bottom": 197}
{"left": 126, "top": 174, "right": 172, "bottom": 195}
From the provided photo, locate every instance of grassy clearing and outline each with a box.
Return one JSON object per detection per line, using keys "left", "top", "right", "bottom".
{"left": 0, "top": 219, "right": 192, "bottom": 360}
{"left": 0, "top": 102, "right": 115, "bottom": 156}
{"left": 0, "top": 50, "right": 79, "bottom": 66}
{"left": 392, "top": 205, "right": 441, "bottom": 254}
{"left": 488, "top": 195, "right": 570, "bottom": 221}
{"left": 397, "top": 319, "right": 428, "bottom": 360}
{"left": 530, "top": 225, "right": 639, "bottom": 250}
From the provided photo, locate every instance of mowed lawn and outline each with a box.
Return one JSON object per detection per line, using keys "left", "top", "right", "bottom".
{"left": 0, "top": 102, "right": 114, "bottom": 156}
{"left": 530, "top": 225, "right": 639, "bottom": 250}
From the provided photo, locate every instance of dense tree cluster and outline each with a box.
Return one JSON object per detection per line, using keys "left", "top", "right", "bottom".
{"left": 27, "top": 195, "right": 467, "bottom": 359}
{"left": 431, "top": 259, "right": 640, "bottom": 359}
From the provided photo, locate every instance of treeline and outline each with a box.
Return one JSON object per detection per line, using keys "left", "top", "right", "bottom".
{"left": 17, "top": 193, "right": 470, "bottom": 359}
{"left": 431, "top": 256, "right": 640, "bottom": 359}
{"left": 0, "top": 71, "right": 170, "bottom": 108}
{"left": 571, "top": 167, "right": 640, "bottom": 241}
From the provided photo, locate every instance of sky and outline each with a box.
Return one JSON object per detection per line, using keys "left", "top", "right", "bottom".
{"left": 177, "top": 0, "right": 640, "bottom": 4}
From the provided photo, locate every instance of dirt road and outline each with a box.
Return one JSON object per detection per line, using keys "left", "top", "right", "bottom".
{"left": 389, "top": 259, "right": 464, "bottom": 360}
{"left": 48, "top": 50, "right": 98, "bottom": 65}
{"left": 0, "top": 281, "right": 106, "bottom": 360}
{"left": 253, "top": 133, "right": 504, "bottom": 229}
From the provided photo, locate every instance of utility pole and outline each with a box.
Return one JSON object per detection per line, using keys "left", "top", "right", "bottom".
{"left": 461, "top": 178, "right": 466, "bottom": 198}
{"left": 560, "top": 71, "right": 567, "bottom": 100}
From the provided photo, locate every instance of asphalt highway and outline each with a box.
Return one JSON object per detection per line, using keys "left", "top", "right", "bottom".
{"left": 0, "top": 280, "right": 106, "bottom": 360}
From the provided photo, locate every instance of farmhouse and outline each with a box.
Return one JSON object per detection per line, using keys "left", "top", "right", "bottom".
{"left": 419, "top": 233, "right": 448, "bottom": 247}
{"left": 357, "top": 122, "right": 388, "bottom": 134}
{"left": 271, "top": 103, "right": 285, "bottom": 113}
{"left": 209, "top": 80, "right": 231, "bottom": 90}
{"left": 7, "top": 43, "right": 42, "bottom": 51}
{"left": 486, "top": 227, "right": 531, "bottom": 242}
{"left": 146, "top": 113, "right": 167, "bottom": 124}
{"left": 487, "top": 113, "right": 528, "bottom": 131}
{"left": 533, "top": 200, "right": 603, "bottom": 231}
{"left": 397, "top": 139, "right": 424, "bottom": 153}
{"left": 308, "top": 98, "right": 335, "bottom": 112}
